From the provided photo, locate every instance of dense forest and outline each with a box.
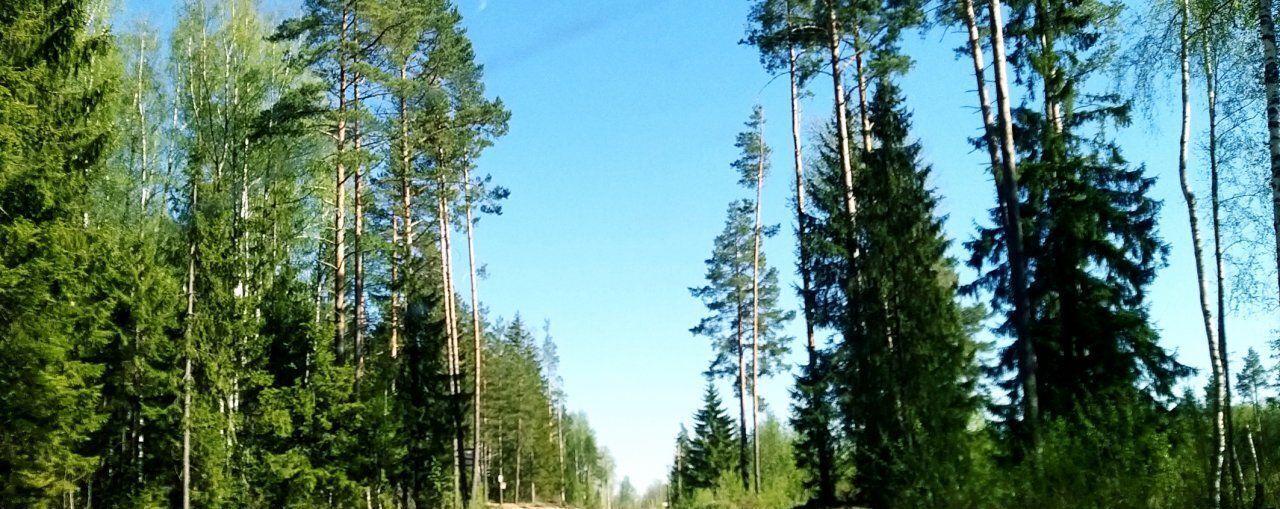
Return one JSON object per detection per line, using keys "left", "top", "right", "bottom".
{"left": 0, "top": 0, "right": 613, "bottom": 507}
{"left": 4, "top": 0, "right": 1280, "bottom": 508}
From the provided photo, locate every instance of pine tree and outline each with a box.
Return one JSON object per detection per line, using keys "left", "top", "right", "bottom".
{"left": 691, "top": 199, "right": 793, "bottom": 491}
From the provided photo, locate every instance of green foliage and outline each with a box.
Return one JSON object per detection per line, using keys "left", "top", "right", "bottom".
{"left": 964, "top": 0, "right": 1188, "bottom": 451}
{"left": 0, "top": 0, "right": 116, "bottom": 504}
{"left": 685, "top": 383, "right": 740, "bottom": 492}
{"left": 833, "top": 78, "right": 984, "bottom": 509}
{"left": 998, "top": 402, "right": 1186, "bottom": 509}
{"left": 788, "top": 350, "right": 837, "bottom": 506}
{"left": 731, "top": 106, "right": 771, "bottom": 188}
{"left": 691, "top": 202, "right": 792, "bottom": 387}
{"left": 559, "top": 411, "right": 612, "bottom": 509}
{"left": 482, "top": 317, "right": 564, "bottom": 503}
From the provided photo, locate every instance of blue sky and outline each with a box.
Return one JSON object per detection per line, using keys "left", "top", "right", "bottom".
{"left": 116, "top": 0, "right": 1279, "bottom": 491}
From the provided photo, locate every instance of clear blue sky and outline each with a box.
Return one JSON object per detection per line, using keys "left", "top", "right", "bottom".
{"left": 116, "top": 0, "right": 1279, "bottom": 490}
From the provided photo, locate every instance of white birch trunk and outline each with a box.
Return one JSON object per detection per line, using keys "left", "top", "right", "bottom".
{"left": 1177, "top": 4, "right": 1225, "bottom": 505}
{"left": 1266, "top": 0, "right": 1280, "bottom": 302}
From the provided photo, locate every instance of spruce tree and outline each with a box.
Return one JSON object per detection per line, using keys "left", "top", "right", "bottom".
{"left": 0, "top": 0, "right": 116, "bottom": 503}
{"left": 685, "top": 382, "right": 739, "bottom": 491}
{"left": 837, "top": 78, "right": 981, "bottom": 509}
{"left": 965, "top": 0, "right": 1191, "bottom": 499}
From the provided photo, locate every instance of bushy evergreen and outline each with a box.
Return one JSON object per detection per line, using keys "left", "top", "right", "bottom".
{"left": 684, "top": 383, "right": 739, "bottom": 492}
{"left": 833, "top": 78, "right": 983, "bottom": 509}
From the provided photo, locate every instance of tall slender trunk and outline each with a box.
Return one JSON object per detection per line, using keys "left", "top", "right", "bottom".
{"left": 1248, "top": 429, "right": 1265, "bottom": 506}
{"left": 516, "top": 418, "right": 523, "bottom": 502}
{"left": 182, "top": 178, "right": 197, "bottom": 509}
{"left": 961, "top": 0, "right": 1004, "bottom": 182}
{"left": 557, "top": 405, "right": 566, "bottom": 504}
{"left": 987, "top": 0, "right": 1038, "bottom": 446}
{"left": 463, "top": 163, "right": 484, "bottom": 501}
{"left": 785, "top": 7, "right": 832, "bottom": 500}
{"left": 438, "top": 182, "right": 469, "bottom": 505}
{"left": 735, "top": 303, "right": 750, "bottom": 492}
{"left": 750, "top": 113, "right": 765, "bottom": 495}
{"left": 354, "top": 72, "right": 366, "bottom": 383}
{"left": 825, "top": 0, "right": 858, "bottom": 217}
{"left": 333, "top": 4, "right": 350, "bottom": 361}
{"left": 1258, "top": 0, "right": 1280, "bottom": 296}
{"left": 136, "top": 36, "right": 151, "bottom": 211}
{"left": 393, "top": 62, "right": 413, "bottom": 359}
{"left": 1179, "top": 4, "right": 1226, "bottom": 506}
{"left": 788, "top": 3, "right": 817, "bottom": 364}
{"left": 1204, "top": 38, "right": 1244, "bottom": 507}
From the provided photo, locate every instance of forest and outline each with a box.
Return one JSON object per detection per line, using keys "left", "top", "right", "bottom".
{"left": 2, "top": 0, "right": 1280, "bottom": 508}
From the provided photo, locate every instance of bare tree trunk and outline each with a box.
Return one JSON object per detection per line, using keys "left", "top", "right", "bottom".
{"left": 750, "top": 109, "right": 765, "bottom": 495}
{"left": 1203, "top": 37, "right": 1245, "bottom": 507}
{"left": 437, "top": 183, "right": 469, "bottom": 506}
{"left": 558, "top": 405, "right": 566, "bottom": 504}
{"left": 987, "top": 0, "right": 1038, "bottom": 446}
{"left": 735, "top": 304, "right": 751, "bottom": 492}
{"left": 354, "top": 72, "right": 366, "bottom": 383}
{"left": 333, "top": 3, "right": 350, "bottom": 362}
{"left": 1248, "top": 428, "right": 1265, "bottom": 507}
{"left": 961, "top": 0, "right": 1003, "bottom": 181}
{"left": 182, "top": 178, "right": 198, "bottom": 509}
{"left": 784, "top": 7, "right": 833, "bottom": 500}
{"left": 136, "top": 36, "right": 151, "bottom": 212}
{"left": 393, "top": 62, "right": 413, "bottom": 359}
{"left": 787, "top": 3, "right": 817, "bottom": 363}
{"left": 516, "top": 418, "right": 523, "bottom": 502}
{"left": 1258, "top": 0, "right": 1280, "bottom": 300}
{"left": 1179, "top": 4, "right": 1226, "bottom": 506}
{"left": 463, "top": 163, "right": 484, "bottom": 502}
{"left": 825, "top": 0, "right": 858, "bottom": 217}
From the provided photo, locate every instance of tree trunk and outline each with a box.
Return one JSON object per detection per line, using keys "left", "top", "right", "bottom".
{"left": 736, "top": 303, "right": 751, "bottom": 492}
{"left": 393, "top": 62, "right": 412, "bottom": 359}
{"left": 516, "top": 418, "right": 523, "bottom": 502}
{"left": 825, "top": 0, "right": 858, "bottom": 218}
{"left": 558, "top": 405, "right": 566, "bottom": 504}
{"left": 464, "top": 162, "right": 484, "bottom": 501}
{"left": 333, "top": 4, "right": 350, "bottom": 362}
{"left": 182, "top": 179, "right": 197, "bottom": 509}
{"left": 354, "top": 72, "right": 366, "bottom": 383}
{"left": 788, "top": 2, "right": 817, "bottom": 365}
{"left": 1248, "top": 428, "right": 1265, "bottom": 508}
{"left": 750, "top": 110, "right": 765, "bottom": 495}
{"left": 785, "top": 6, "right": 833, "bottom": 500}
{"left": 961, "top": 0, "right": 1004, "bottom": 183}
{"left": 987, "top": 0, "right": 1038, "bottom": 446}
{"left": 438, "top": 183, "right": 469, "bottom": 505}
{"left": 1179, "top": 4, "right": 1226, "bottom": 506}
{"left": 1257, "top": 0, "right": 1280, "bottom": 298}
{"left": 1204, "top": 36, "right": 1245, "bottom": 507}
